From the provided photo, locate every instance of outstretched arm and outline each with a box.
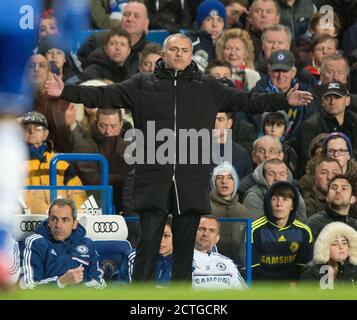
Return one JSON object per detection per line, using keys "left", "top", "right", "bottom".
{"left": 213, "top": 80, "right": 313, "bottom": 114}
{"left": 45, "top": 74, "right": 139, "bottom": 111}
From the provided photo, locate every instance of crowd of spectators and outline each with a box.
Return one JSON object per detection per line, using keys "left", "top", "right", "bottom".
{"left": 6, "top": 0, "right": 357, "bottom": 288}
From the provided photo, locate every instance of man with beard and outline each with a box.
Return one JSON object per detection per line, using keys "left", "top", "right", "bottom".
{"left": 302, "top": 157, "right": 342, "bottom": 218}
{"left": 73, "top": 108, "right": 132, "bottom": 212}
{"left": 307, "top": 174, "right": 357, "bottom": 239}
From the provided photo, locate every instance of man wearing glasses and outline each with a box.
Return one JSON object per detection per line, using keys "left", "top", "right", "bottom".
{"left": 298, "top": 82, "right": 357, "bottom": 172}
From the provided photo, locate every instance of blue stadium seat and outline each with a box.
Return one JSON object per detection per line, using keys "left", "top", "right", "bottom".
{"left": 146, "top": 29, "right": 170, "bottom": 45}
{"left": 94, "top": 240, "right": 132, "bottom": 280}
{"left": 78, "top": 214, "right": 130, "bottom": 280}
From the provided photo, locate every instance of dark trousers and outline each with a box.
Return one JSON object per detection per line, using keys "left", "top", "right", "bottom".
{"left": 132, "top": 210, "right": 200, "bottom": 282}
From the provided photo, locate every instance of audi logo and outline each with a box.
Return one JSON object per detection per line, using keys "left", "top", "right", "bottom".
{"left": 20, "top": 220, "right": 42, "bottom": 232}
{"left": 93, "top": 222, "right": 119, "bottom": 233}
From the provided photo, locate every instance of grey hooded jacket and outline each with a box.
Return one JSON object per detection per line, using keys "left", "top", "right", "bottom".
{"left": 243, "top": 162, "right": 307, "bottom": 222}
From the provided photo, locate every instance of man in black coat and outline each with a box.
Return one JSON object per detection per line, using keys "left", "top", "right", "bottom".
{"left": 45, "top": 33, "right": 312, "bottom": 283}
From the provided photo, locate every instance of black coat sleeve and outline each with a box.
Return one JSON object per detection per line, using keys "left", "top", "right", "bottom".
{"left": 211, "top": 80, "right": 290, "bottom": 114}
{"left": 60, "top": 75, "right": 141, "bottom": 111}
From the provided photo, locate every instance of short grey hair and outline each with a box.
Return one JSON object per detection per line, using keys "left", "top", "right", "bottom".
{"left": 320, "top": 52, "right": 350, "bottom": 75}
{"left": 162, "top": 33, "right": 193, "bottom": 53}
{"left": 253, "top": 135, "right": 283, "bottom": 153}
{"left": 48, "top": 198, "right": 77, "bottom": 219}
{"left": 262, "top": 24, "right": 292, "bottom": 46}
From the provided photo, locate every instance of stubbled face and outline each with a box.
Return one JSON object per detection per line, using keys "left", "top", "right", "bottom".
{"left": 195, "top": 218, "right": 220, "bottom": 252}
{"left": 327, "top": 178, "right": 355, "bottom": 213}
{"left": 262, "top": 30, "right": 290, "bottom": 59}
{"left": 201, "top": 15, "right": 224, "bottom": 40}
{"left": 248, "top": 0, "right": 279, "bottom": 31}
{"left": 97, "top": 113, "right": 123, "bottom": 137}
{"left": 162, "top": 36, "right": 192, "bottom": 70}
{"left": 48, "top": 204, "right": 78, "bottom": 241}
{"left": 314, "top": 161, "right": 342, "bottom": 194}
{"left": 329, "top": 237, "right": 350, "bottom": 263}
{"left": 159, "top": 225, "right": 173, "bottom": 256}
{"left": 320, "top": 59, "right": 349, "bottom": 84}
{"left": 322, "top": 95, "right": 350, "bottom": 123}
{"left": 223, "top": 37, "right": 247, "bottom": 69}
{"left": 38, "top": 17, "right": 59, "bottom": 40}
{"left": 139, "top": 53, "right": 161, "bottom": 73}
{"left": 105, "top": 35, "right": 131, "bottom": 65}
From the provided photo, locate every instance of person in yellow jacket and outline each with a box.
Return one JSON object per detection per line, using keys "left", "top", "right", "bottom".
{"left": 22, "top": 111, "right": 87, "bottom": 214}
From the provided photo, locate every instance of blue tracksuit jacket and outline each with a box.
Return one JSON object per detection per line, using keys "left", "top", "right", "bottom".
{"left": 22, "top": 219, "right": 105, "bottom": 288}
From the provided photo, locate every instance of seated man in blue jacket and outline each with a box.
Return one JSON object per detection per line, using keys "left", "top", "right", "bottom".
{"left": 21, "top": 198, "right": 106, "bottom": 289}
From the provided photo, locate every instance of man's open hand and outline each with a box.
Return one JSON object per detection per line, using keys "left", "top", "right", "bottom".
{"left": 45, "top": 74, "right": 64, "bottom": 98}
{"left": 287, "top": 84, "right": 313, "bottom": 106}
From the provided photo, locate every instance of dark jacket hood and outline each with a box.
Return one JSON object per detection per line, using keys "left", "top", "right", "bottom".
{"left": 263, "top": 181, "right": 300, "bottom": 226}
{"left": 35, "top": 218, "right": 86, "bottom": 242}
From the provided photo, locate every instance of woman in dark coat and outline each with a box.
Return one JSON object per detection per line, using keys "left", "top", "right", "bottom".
{"left": 301, "top": 222, "right": 357, "bottom": 288}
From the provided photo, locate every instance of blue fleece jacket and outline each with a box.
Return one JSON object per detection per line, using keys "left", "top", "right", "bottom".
{"left": 22, "top": 220, "right": 105, "bottom": 289}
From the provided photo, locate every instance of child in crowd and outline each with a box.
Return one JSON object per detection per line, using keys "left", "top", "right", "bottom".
{"left": 261, "top": 111, "right": 298, "bottom": 177}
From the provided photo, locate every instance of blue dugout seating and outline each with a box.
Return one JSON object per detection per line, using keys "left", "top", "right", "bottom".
{"left": 19, "top": 153, "right": 252, "bottom": 285}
